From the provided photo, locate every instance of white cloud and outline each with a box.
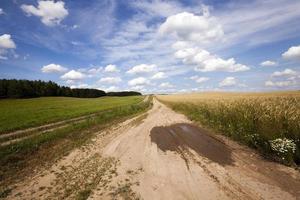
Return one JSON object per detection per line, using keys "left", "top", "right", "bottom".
{"left": 61, "top": 70, "right": 85, "bottom": 80}
{"left": 128, "top": 77, "right": 149, "bottom": 86}
{"left": 98, "top": 86, "right": 119, "bottom": 92}
{"left": 98, "top": 77, "right": 121, "bottom": 84}
{"left": 106, "top": 86, "right": 119, "bottom": 92}
{"left": 190, "top": 76, "right": 210, "bottom": 83}
{"left": 0, "top": 34, "right": 16, "bottom": 60}
{"left": 21, "top": 0, "right": 68, "bottom": 26}
{"left": 288, "top": 75, "right": 300, "bottom": 81}
{"left": 87, "top": 67, "right": 102, "bottom": 74}
{"left": 0, "top": 8, "right": 4, "bottom": 15}
{"left": 127, "top": 64, "right": 156, "bottom": 74}
{"left": 41, "top": 63, "right": 68, "bottom": 73}
{"left": 0, "top": 34, "right": 16, "bottom": 49}
{"left": 159, "top": 11, "right": 224, "bottom": 44}
{"left": 265, "top": 68, "right": 299, "bottom": 88}
{"left": 70, "top": 83, "right": 89, "bottom": 89}
{"left": 219, "top": 77, "right": 237, "bottom": 87}
{"left": 159, "top": 82, "right": 174, "bottom": 88}
{"left": 189, "top": 76, "right": 198, "bottom": 80}
{"left": 130, "top": 85, "right": 145, "bottom": 91}
{"left": 282, "top": 45, "right": 300, "bottom": 60}
{"left": 172, "top": 41, "right": 191, "bottom": 50}
{"left": 271, "top": 68, "right": 297, "bottom": 77}
{"left": 65, "top": 79, "right": 75, "bottom": 85}
{"left": 151, "top": 72, "right": 166, "bottom": 79}
{"left": 72, "top": 24, "right": 79, "bottom": 29}
{"left": 104, "top": 64, "right": 119, "bottom": 72}
{"left": 195, "top": 56, "right": 249, "bottom": 72}
{"left": 175, "top": 47, "right": 249, "bottom": 72}
{"left": 260, "top": 60, "right": 277, "bottom": 67}
{"left": 265, "top": 80, "right": 296, "bottom": 87}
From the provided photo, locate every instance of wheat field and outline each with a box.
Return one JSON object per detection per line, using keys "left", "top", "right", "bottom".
{"left": 157, "top": 91, "right": 300, "bottom": 165}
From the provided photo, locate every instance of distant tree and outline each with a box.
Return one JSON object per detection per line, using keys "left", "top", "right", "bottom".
{"left": 0, "top": 79, "right": 9, "bottom": 98}
{"left": 0, "top": 79, "right": 141, "bottom": 99}
{"left": 107, "top": 91, "right": 142, "bottom": 96}
{"left": 0, "top": 79, "right": 107, "bottom": 98}
{"left": 7, "top": 79, "right": 20, "bottom": 98}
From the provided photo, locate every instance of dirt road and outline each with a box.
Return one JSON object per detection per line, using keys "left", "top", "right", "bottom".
{"left": 7, "top": 99, "right": 300, "bottom": 199}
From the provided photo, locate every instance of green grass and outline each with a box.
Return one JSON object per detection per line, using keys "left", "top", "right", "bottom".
{"left": 0, "top": 99, "right": 152, "bottom": 196}
{"left": 0, "top": 96, "right": 143, "bottom": 133}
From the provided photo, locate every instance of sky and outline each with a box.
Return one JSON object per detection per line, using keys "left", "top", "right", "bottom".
{"left": 0, "top": 0, "right": 300, "bottom": 94}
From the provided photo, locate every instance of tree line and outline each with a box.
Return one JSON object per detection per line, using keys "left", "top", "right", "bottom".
{"left": 0, "top": 79, "right": 141, "bottom": 98}
{"left": 106, "top": 91, "right": 142, "bottom": 96}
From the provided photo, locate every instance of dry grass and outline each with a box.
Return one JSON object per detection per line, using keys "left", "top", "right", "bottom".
{"left": 157, "top": 91, "right": 300, "bottom": 165}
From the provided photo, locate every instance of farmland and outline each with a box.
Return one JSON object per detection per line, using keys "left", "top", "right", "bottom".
{"left": 1, "top": 95, "right": 300, "bottom": 199}
{"left": 0, "top": 96, "right": 143, "bottom": 133}
{"left": 0, "top": 96, "right": 152, "bottom": 196}
{"left": 157, "top": 91, "right": 300, "bottom": 165}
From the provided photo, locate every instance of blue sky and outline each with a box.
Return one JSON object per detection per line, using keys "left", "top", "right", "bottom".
{"left": 0, "top": 0, "right": 300, "bottom": 93}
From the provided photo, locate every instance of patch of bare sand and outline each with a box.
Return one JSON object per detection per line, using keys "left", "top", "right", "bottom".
{"left": 6, "top": 113, "right": 146, "bottom": 200}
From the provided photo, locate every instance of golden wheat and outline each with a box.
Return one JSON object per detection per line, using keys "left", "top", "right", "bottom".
{"left": 157, "top": 91, "right": 300, "bottom": 164}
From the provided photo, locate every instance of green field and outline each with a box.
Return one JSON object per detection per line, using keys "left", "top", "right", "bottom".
{"left": 0, "top": 96, "right": 152, "bottom": 193}
{"left": 0, "top": 96, "right": 143, "bottom": 133}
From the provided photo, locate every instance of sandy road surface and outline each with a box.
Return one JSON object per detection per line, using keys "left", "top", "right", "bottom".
{"left": 7, "top": 99, "right": 300, "bottom": 199}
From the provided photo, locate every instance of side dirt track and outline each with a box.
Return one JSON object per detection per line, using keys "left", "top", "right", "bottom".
{"left": 5, "top": 98, "right": 300, "bottom": 200}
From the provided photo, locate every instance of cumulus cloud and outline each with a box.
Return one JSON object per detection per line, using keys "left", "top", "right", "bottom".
{"left": 265, "top": 80, "right": 296, "bottom": 87}
{"left": 265, "top": 68, "right": 299, "bottom": 88}
{"left": 70, "top": 83, "right": 89, "bottom": 89}
{"left": 86, "top": 67, "right": 102, "bottom": 74}
{"left": 41, "top": 63, "right": 67, "bottom": 73}
{"left": 98, "top": 86, "right": 119, "bottom": 92}
{"left": 128, "top": 77, "right": 149, "bottom": 86}
{"left": 98, "top": 77, "right": 121, "bottom": 84}
{"left": 159, "top": 11, "right": 224, "bottom": 44}
{"left": 130, "top": 85, "right": 145, "bottom": 91}
{"left": 61, "top": 70, "right": 85, "bottom": 80}
{"left": 159, "top": 82, "right": 174, "bottom": 88}
{"left": 105, "top": 86, "right": 119, "bottom": 92}
{"left": 0, "top": 34, "right": 16, "bottom": 49}
{"left": 21, "top": 0, "right": 68, "bottom": 26}
{"left": 104, "top": 64, "right": 119, "bottom": 73}
{"left": 0, "top": 34, "right": 16, "bottom": 60}
{"left": 190, "top": 76, "right": 210, "bottom": 83}
{"left": 282, "top": 45, "right": 300, "bottom": 60}
{"left": 172, "top": 41, "right": 191, "bottom": 50}
{"left": 260, "top": 60, "right": 277, "bottom": 67}
{"left": 271, "top": 68, "right": 297, "bottom": 77}
{"left": 127, "top": 64, "right": 156, "bottom": 74}
{"left": 0, "top": 8, "right": 4, "bottom": 15}
{"left": 151, "top": 72, "right": 166, "bottom": 79}
{"left": 175, "top": 47, "right": 249, "bottom": 72}
{"left": 219, "top": 77, "right": 237, "bottom": 87}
